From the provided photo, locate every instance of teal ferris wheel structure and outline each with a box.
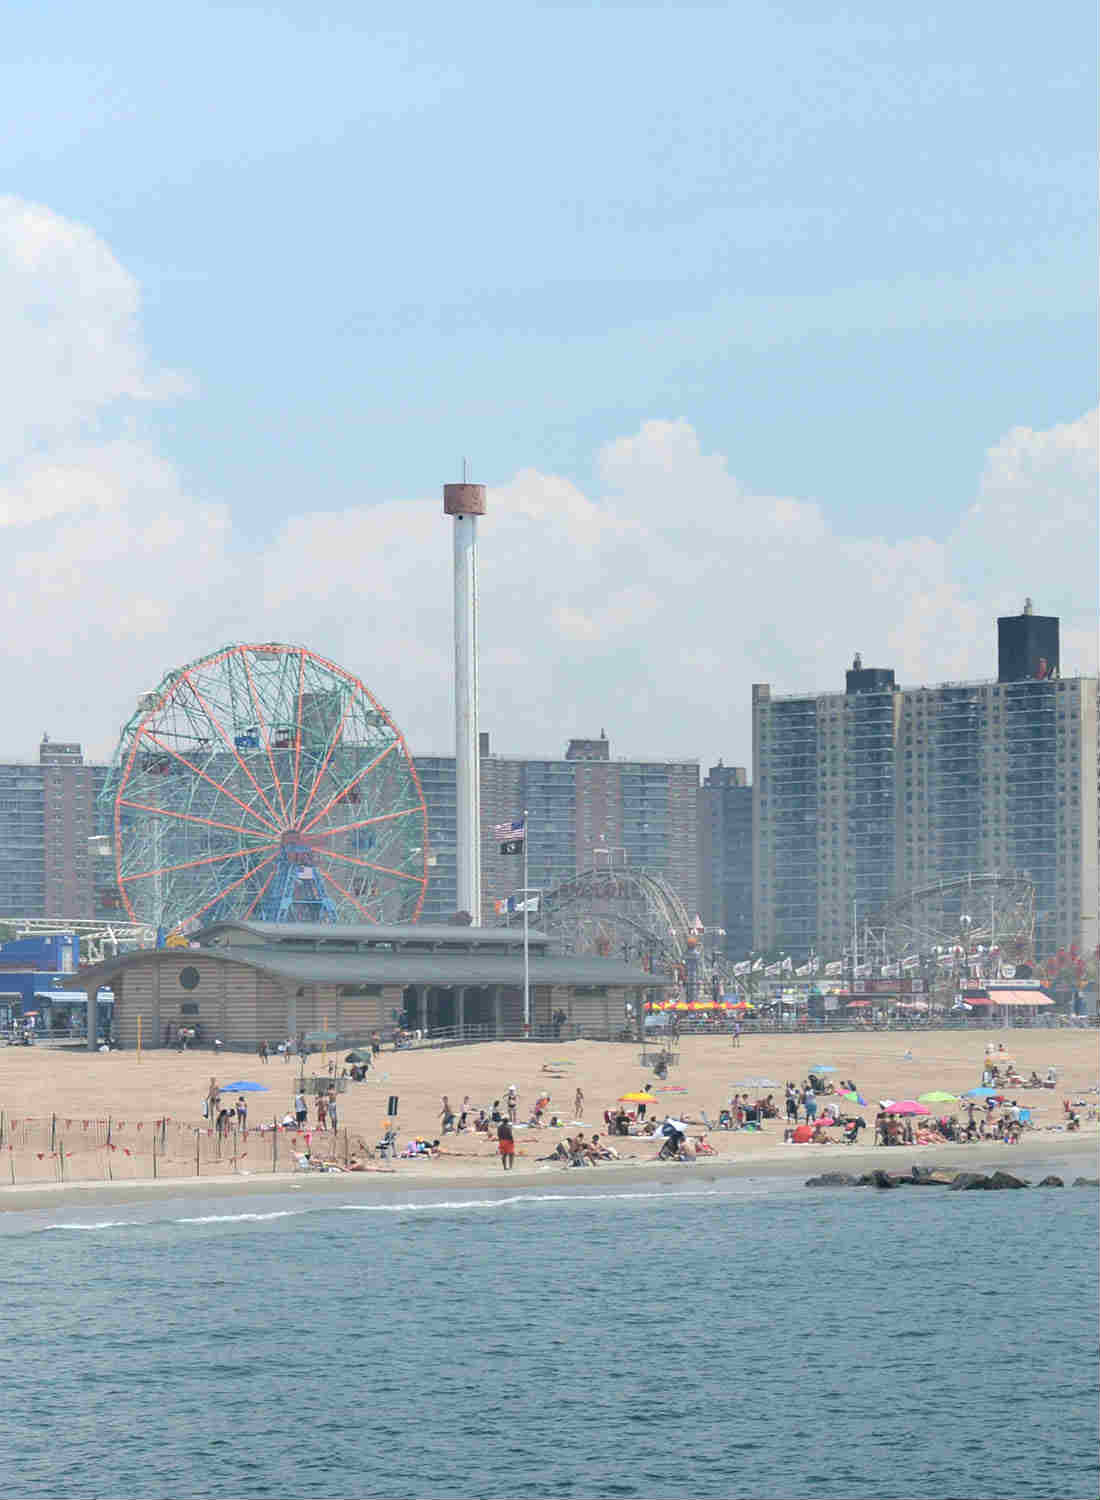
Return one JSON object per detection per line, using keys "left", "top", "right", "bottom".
{"left": 101, "top": 643, "right": 429, "bottom": 934}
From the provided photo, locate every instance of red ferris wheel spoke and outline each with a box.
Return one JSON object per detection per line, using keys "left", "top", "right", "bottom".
{"left": 181, "top": 670, "right": 284, "bottom": 829}
{"left": 296, "top": 690, "right": 353, "bottom": 828}
{"left": 142, "top": 731, "right": 280, "bottom": 836}
{"left": 182, "top": 849, "right": 281, "bottom": 930}
{"left": 244, "top": 864, "right": 278, "bottom": 920}
{"left": 313, "top": 863, "right": 377, "bottom": 923}
{"left": 242, "top": 649, "right": 291, "bottom": 826}
{"left": 291, "top": 648, "right": 306, "bottom": 825}
{"left": 314, "top": 846, "right": 424, "bottom": 885}
{"left": 118, "top": 799, "right": 277, "bottom": 840}
{"left": 121, "top": 840, "right": 279, "bottom": 883}
{"left": 300, "top": 740, "right": 399, "bottom": 834}
{"left": 307, "top": 805, "right": 420, "bottom": 841}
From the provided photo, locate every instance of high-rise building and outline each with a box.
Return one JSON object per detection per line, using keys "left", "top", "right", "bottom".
{"left": 0, "top": 738, "right": 110, "bottom": 920}
{"left": 699, "top": 763, "right": 753, "bottom": 958}
{"left": 417, "top": 734, "right": 700, "bottom": 923}
{"left": 753, "top": 610, "right": 1098, "bottom": 961}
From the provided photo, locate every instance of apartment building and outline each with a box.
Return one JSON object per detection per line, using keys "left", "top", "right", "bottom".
{"left": 698, "top": 762, "right": 753, "bottom": 958}
{"left": 0, "top": 738, "right": 110, "bottom": 920}
{"left": 753, "top": 609, "right": 1097, "bottom": 961}
{"left": 419, "top": 733, "right": 701, "bottom": 923}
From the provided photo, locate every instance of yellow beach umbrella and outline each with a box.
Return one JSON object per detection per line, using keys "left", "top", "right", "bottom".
{"left": 619, "top": 1091, "right": 658, "bottom": 1104}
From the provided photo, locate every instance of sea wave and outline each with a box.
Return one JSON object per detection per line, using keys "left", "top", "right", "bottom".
{"left": 40, "top": 1220, "right": 141, "bottom": 1232}
{"left": 174, "top": 1210, "right": 307, "bottom": 1224}
{"left": 338, "top": 1188, "right": 722, "bottom": 1212}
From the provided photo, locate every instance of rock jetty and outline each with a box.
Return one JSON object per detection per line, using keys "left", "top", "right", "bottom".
{"left": 806, "top": 1167, "right": 1100, "bottom": 1191}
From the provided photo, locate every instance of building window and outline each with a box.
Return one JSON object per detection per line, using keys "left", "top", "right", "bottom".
{"left": 181, "top": 1001, "right": 199, "bottom": 1016}
{"left": 179, "top": 967, "right": 201, "bottom": 991}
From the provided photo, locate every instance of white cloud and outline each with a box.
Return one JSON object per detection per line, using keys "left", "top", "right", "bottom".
{"left": 0, "top": 197, "right": 1094, "bottom": 777}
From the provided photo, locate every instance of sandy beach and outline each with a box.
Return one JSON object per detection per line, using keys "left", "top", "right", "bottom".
{"left": 1, "top": 1025, "right": 1096, "bottom": 1208}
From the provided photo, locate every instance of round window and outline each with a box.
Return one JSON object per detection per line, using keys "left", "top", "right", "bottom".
{"left": 179, "top": 967, "right": 201, "bottom": 991}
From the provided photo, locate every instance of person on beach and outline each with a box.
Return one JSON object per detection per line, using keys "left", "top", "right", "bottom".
{"left": 441, "top": 1096, "right": 455, "bottom": 1133}
{"left": 507, "top": 1086, "right": 518, "bottom": 1123}
{"left": 206, "top": 1077, "right": 220, "bottom": 1121}
{"left": 497, "top": 1118, "right": 515, "bottom": 1169}
{"left": 316, "top": 1094, "right": 328, "bottom": 1130}
{"left": 294, "top": 1090, "right": 308, "bottom": 1128}
{"left": 236, "top": 1095, "right": 248, "bottom": 1132}
{"left": 258, "top": 1040, "right": 268, "bottom": 1064}
{"left": 574, "top": 1087, "right": 584, "bottom": 1120}
{"left": 326, "top": 1088, "right": 338, "bottom": 1131}
{"left": 637, "top": 1087, "right": 649, "bottom": 1121}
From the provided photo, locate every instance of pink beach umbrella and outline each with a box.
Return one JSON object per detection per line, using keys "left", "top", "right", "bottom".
{"left": 888, "top": 1101, "right": 931, "bottom": 1116}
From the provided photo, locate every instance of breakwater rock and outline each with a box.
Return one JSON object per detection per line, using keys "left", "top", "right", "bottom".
{"left": 1071, "top": 1177, "right": 1099, "bottom": 1188}
{"left": 805, "top": 1166, "right": 1039, "bottom": 1190}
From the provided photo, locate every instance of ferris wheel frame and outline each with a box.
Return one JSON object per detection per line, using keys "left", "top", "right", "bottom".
{"left": 104, "top": 642, "right": 429, "bottom": 933}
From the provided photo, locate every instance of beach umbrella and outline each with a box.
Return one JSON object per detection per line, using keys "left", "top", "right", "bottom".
{"left": 791, "top": 1123, "right": 817, "bottom": 1143}
{"left": 918, "top": 1091, "right": 958, "bottom": 1103}
{"left": 962, "top": 1087, "right": 999, "bottom": 1099}
{"left": 888, "top": 1101, "right": 930, "bottom": 1116}
{"left": 345, "top": 1050, "right": 371, "bottom": 1063}
{"left": 836, "top": 1088, "right": 869, "bottom": 1106}
{"left": 811, "top": 1065, "right": 837, "bottom": 1073}
{"left": 655, "top": 1084, "right": 688, "bottom": 1093}
{"left": 221, "top": 1081, "right": 269, "bottom": 1092}
{"left": 619, "top": 1091, "right": 658, "bottom": 1104}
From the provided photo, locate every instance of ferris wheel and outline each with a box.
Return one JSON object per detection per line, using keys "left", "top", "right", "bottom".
{"left": 102, "top": 643, "right": 429, "bottom": 934}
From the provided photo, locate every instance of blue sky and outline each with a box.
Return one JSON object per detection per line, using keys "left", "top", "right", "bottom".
{"left": 1, "top": 1, "right": 1096, "bottom": 764}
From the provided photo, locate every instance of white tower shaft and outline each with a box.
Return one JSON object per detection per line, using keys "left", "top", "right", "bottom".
{"left": 444, "top": 482, "right": 487, "bottom": 924}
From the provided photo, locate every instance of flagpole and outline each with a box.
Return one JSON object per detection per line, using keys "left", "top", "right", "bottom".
{"left": 522, "top": 808, "right": 530, "bottom": 1035}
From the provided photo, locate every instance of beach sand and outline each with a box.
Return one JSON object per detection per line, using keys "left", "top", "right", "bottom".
{"left": 0, "top": 1026, "right": 1096, "bottom": 1207}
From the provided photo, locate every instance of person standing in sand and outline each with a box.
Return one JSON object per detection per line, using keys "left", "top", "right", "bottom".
{"left": 206, "top": 1077, "right": 220, "bottom": 1122}
{"left": 507, "top": 1086, "right": 518, "bottom": 1123}
{"left": 574, "top": 1087, "right": 584, "bottom": 1120}
{"left": 497, "top": 1118, "right": 515, "bottom": 1170}
{"left": 294, "top": 1090, "right": 308, "bottom": 1128}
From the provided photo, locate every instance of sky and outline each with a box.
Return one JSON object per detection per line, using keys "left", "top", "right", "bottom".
{"left": 2, "top": 0, "right": 1096, "bottom": 770}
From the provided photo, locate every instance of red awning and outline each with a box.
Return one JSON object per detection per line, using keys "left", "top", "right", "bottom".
{"left": 985, "top": 990, "right": 1053, "bottom": 1006}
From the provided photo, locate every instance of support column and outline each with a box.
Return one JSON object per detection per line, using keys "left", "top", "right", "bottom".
{"left": 416, "top": 987, "right": 427, "bottom": 1034}
{"left": 445, "top": 481, "right": 487, "bottom": 925}
{"left": 493, "top": 986, "right": 503, "bottom": 1039}
{"left": 86, "top": 982, "right": 99, "bottom": 1051}
{"left": 456, "top": 987, "right": 465, "bottom": 1039}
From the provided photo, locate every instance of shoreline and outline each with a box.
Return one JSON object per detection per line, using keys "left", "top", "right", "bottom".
{"left": 1, "top": 1131, "right": 1095, "bottom": 1213}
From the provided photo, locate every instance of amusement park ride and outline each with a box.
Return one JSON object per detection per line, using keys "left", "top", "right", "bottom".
{"left": 98, "top": 643, "right": 429, "bottom": 936}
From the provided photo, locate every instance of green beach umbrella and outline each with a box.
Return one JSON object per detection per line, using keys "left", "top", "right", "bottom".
{"left": 917, "top": 1091, "right": 959, "bottom": 1103}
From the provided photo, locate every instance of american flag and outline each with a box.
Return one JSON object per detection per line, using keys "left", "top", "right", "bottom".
{"left": 494, "top": 817, "right": 525, "bottom": 854}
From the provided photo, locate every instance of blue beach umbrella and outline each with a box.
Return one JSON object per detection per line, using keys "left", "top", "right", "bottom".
{"left": 961, "top": 1087, "right": 999, "bottom": 1099}
{"left": 221, "top": 1081, "right": 269, "bottom": 1092}
{"left": 811, "top": 1064, "right": 837, "bottom": 1073}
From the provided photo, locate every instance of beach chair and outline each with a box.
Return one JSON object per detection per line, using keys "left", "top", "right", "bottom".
{"left": 375, "top": 1128, "right": 397, "bottom": 1161}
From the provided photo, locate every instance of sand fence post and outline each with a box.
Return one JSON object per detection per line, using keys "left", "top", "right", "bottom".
{"left": 152, "top": 1133, "right": 158, "bottom": 1179}
{"left": 58, "top": 1140, "right": 64, "bottom": 1183}
{"left": 50, "top": 1113, "right": 56, "bottom": 1153}
{"left": 344, "top": 1127, "right": 349, "bottom": 1166}
{"left": 272, "top": 1121, "right": 278, "bottom": 1173}
{"left": 106, "top": 1115, "right": 112, "bottom": 1148}
{"left": 0, "top": 1110, "right": 5, "bottom": 1148}
{"left": 195, "top": 1129, "right": 200, "bottom": 1176}
{"left": 8, "top": 1152, "right": 14, "bottom": 1186}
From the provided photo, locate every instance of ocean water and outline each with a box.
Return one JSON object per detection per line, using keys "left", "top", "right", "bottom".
{"left": 3, "top": 1170, "right": 1097, "bottom": 1500}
